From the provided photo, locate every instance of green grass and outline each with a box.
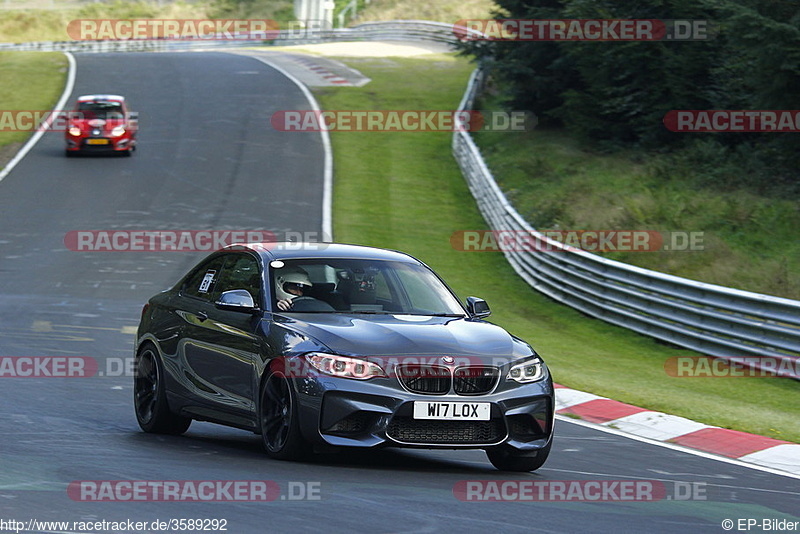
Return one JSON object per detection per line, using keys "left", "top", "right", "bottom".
{"left": 472, "top": 124, "right": 800, "bottom": 300}
{"left": 0, "top": 52, "right": 68, "bottom": 150}
{"left": 357, "top": 0, "right": 499, "bottom": 23}
{"left": 314, "top": 53, "right": 800, "bottom": 443}
{"left": 0, "top": 0, "right": 298, "bottom": 43}
{"left": 0, "top": 2, "right": 176, "bottom": 42}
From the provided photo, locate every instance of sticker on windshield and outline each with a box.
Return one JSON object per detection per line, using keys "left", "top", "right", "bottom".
{"left": 270, "top": 260, "right": 285, "bottom": 269}
{"left": 198, "top": 270, "right": 216, "bottom": 293}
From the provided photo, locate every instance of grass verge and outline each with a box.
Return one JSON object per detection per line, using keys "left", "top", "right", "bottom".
{"left": 472, "top": 119, "right": 799, "bottom": 300}
{"left": 314, "top": 53, "right": 800, "bottom": 443}
{"left": 357, "top": 0, "right": 499, "bottom": 23}
{"left": 0, "top": 52, "right": 68, "bottom": 169}
{"left": 0, "top": 0, "right": 292, "bottom": 43}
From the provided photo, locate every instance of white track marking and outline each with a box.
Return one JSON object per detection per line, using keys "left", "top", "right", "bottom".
{"left": 557, "top": 415, "right": 800, "bottom": 480}
{"left": 0, "top": 52, "right": 76, "bottom": 184}
{"left": 230, "top": 52, "right": 333, "bottom": 241}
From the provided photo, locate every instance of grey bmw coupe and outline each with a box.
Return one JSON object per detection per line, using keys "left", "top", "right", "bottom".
{"left": 134, "top": 242, "right": 554, "bottom": 471}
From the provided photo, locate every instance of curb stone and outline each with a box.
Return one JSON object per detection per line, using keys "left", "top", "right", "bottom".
{"left": 554, "top": 384, "right": 800, "bottom": 476}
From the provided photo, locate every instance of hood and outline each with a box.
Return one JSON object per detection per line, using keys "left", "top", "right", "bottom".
{"left": 278, "top": 313, "right": 535, "bottom": 362}
{"left": 71, "top": 117, "right": 127, "bottom": 131}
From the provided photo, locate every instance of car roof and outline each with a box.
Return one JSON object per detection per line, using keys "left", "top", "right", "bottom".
{"left": 226, "top": 242, "right": 420, "bottom": 263}
{"left": 77, "top": 95, "right": 125, "bottom": 102}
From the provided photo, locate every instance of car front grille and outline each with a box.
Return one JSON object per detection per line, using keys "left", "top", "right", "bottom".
{"left": 397, "top": 364, "right": 451, "bottom": 394}
{"left": 396, "top": 364, "right": 499, "bottom": 395}
{"left": 453, "top": 366, "right": 500, "bottom": 395}
{"left": 387, "top": 417, "right": 505, "bottom": 445}
{"left": 81, "top": 139, "right": 113, "bottom": 149}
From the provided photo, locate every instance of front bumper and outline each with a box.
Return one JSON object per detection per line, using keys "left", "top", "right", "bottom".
{"left": 66, "top": 136, "right": 133, "bottom": 152}
{"left": 292, "top": 373, "right": 554, "bottom": 453}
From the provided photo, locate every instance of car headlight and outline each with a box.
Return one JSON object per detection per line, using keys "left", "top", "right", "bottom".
{"left": 305, "top": 353, "right": 386, "bottom": 380}
{"left": 110, "top": 125, "right": 126, "bottom": 136}
{"left": 507, "top": 357, "right": 546, "bottom": 383}
{"left": 68, "top": 126, "right": 81, "bottom": 136}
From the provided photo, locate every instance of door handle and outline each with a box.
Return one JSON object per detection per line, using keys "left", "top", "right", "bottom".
{"left": 197, "top": 311, "right": 208, "bottom": 322}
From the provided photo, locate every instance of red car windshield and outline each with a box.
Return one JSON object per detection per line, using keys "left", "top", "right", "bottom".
{"left": 77, "top": 101, "right": 124, "bottom": 120}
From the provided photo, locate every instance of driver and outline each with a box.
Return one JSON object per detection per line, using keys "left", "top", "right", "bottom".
{"left": 275, "top": 268, "right": 334, "bottom": 312}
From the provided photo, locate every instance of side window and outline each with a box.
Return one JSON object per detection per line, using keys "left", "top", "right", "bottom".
{"left": 214, "top": 254, "right": 262, "bottom": 304}
{"left": 181, "top": 256, "right": 226, "bottom": 301}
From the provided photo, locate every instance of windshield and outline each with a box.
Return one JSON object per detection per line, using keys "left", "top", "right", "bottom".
{"left": 270, "top": 258, "right": 466, "bottom": 315}
{"left": 77, "top": 101, "right": 124, "bottom": 120}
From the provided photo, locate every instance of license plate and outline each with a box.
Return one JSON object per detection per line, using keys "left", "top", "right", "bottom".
{"left": 413, "top": 401, "right": 490, "bottom": 421}
{"left": 86, "top": 138, "right": 109, "bottom": 145}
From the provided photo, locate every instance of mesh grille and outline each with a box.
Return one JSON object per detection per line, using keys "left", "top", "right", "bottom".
{"left": 387, "top": 417, "right": 505, "bottom": 444}
{"left": 326, "top": 412, "right": 371, "bottom": 435}
{"left": 507, "top": 414, "right": 546, "bottom": 439}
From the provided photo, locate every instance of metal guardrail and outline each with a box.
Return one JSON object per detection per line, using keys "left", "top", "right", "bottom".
{"left": 453, "top": 68, "right": 800, "bottom": 379}
{"left": 326, "top": 20, "right": 464, "bottom": 43}
{"left": 0, "top": 39, "right": 165, "bottom": 52}
{"left": 4, "top": 20, "right": 798, "bottom": 378}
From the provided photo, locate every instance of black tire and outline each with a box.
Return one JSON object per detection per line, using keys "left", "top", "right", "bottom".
{"left": 134, "top": 345, "right": 191, "bottom": 435}
{"left": 122, "top": 149, "right": 132, "bottom": 157}
{"left": 486, "top": 440, "right": 552, "bottom": 472}
{"left": 65, "top": 149, "right": 74, "bottom": 158}
{"left": 259, "top": 370, "right": 309, "bottom": 460}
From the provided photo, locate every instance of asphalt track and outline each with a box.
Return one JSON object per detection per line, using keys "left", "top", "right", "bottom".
{"left": 0, "top": 51, "right": 797, "bottom": 534}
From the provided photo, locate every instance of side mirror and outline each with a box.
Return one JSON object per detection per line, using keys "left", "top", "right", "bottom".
{"left": 216, "top": 289, "right": 257, "bottom": 313}
{"left": 466, "top": 296, "right": 491, "bottom": 319}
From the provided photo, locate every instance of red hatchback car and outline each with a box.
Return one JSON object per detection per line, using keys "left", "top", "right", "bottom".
{"left": 65, "top": 94, "right": 138, "bottom": 156}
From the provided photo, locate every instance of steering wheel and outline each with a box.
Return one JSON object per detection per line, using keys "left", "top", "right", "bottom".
{"left": 290, "top": 296, "right": 335, "bottom": 312}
